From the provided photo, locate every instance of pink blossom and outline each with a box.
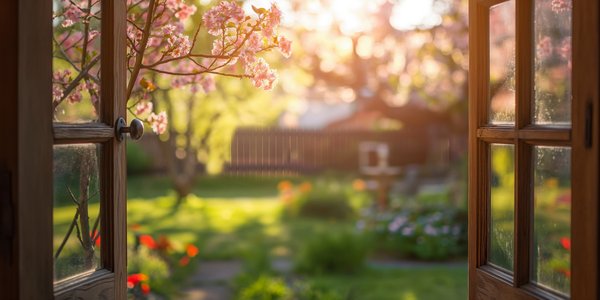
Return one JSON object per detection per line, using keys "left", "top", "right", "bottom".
{"left": 202, "top": 1, "right": 245, "bottom": 36}
{"left": 53, "top": 86, "right": 64, "bottom": 102}
{"left": 249, "top": 58, "right": 277, "bottom": 90}
{"left": 558, "top": 37, "right": 571, "bottom": 60}
{"left": 536, "top": 36, "right": 552, "bottom": 60}
{"left": 61, "top": 4, "right": 82, "bottom": 28}
{"left": 551, "top": 0, "right": 571, "bottom": 13}
{"left": 245, "top": 33, "right": 263, "bottom": 53}
{"left": 68, "top": 90, "right": 83, "bottom": 104}
{"left": 148, "top": 112, "right": 168, "bottom": 134}
{"left": 135, "top": 101, "right": 153, "bottom": 116}
{"left": 262, "top": 4, "right": 282, "bottom": 37}
{"left": 277, "top": 36, "right": 292, "bottom": 58}
{"left": 175, "top": 4, "right": 197, "bottom": 21}
{"left": 199, "top": 75, "right": 216, "bottom": 93}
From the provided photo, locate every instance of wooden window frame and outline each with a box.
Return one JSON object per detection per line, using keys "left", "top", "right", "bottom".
{"left": 0, "top": 0, "right": 127, "bottom": 298}
{"left": 469, "top": 0, "right": 599, "bottom": 299}
{"left": 52, "top": 0, "right": 128, "bottom": 298}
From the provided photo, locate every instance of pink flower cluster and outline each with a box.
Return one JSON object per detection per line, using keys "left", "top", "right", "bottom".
{"left": 551, "top": 0, "right": 572, "bottom": 13}
{"left": 202, "top": 1, "right": 245, "bottom": 36}
{"left": 162, "top": 25, "right": 192, "bottom": 58}
{"left": 201, "top": 2, "right": 291, "bottom": 90}
{"left": 166, "top": 0, "right": 197, "bottom": 21}
{"left": 148, "top": 111, "right": 168, "bottom": 135}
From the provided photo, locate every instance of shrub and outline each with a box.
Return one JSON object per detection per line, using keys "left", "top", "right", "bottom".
{"left": 128, "top": 247, "right": 171, "bottom": 295}
{"left": 284, "top": 188, "right": 355, "bottom": 220}
{"left": 238, "top": 275, "right": 292, "bottom": 300}
{"left": 293, "top": 282, "right": 345, "bottom": 300}
{"left": 127, "top": 142, "right": 153, "bottom": 175}
{"left": 365, "top": 207, "right": 467, "bottom": 260}
{"left": 295, "top": 231, "right": 368, "bottom": 274}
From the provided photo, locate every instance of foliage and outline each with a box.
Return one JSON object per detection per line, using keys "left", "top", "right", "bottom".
{"left": 237, "top": 275, "right": 292, "bottom": 300}
{"left": 362, "top": 207, "right": 467, "bottom": 260}
{"left": 280, "top": 178, "right": 370, "bottom": 220}
{"left": 295, "top": 230, "right": 368, "bottom": 274}
{"left": 127, "top": 142, "right": 153, "bottom": 175}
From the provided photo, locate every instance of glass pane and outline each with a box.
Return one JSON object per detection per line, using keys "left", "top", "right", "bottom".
{"left": 533, "top": 0, "right": 572, "bottom": 125}
{"left": 532, "top": 146, "right": 571, "bottom": 295}
{"left": 489, "top": 0, "right": 516, "bottom": 125}
{"left": 53, "top": 144, "right": 101, "bottom": 281}
{"left": 489, "top": 144, "right": 515, "bottom": 272}
{"left": 52, "top": 0, "right": 101, "bottom": 122}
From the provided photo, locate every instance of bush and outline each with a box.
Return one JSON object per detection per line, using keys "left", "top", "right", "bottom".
{"left": 128, "top": 247, "right": 171, "bottom": 295}
{"left": 127, "top": 142, "right": 153, "bottom": 175}
{"left": 283, "top": 188, "right": 355, "bottom": 220}
{"left": 365, "top": 207, "right": 467, "bottom": 260}
{"left": 295, "top": 231, "right": 368, "bottom": 274}
{"left": 238, "top": 275, "right": 292, "bottom": 300}
{"left": 293, "top": 282, "right": 345, "bottom": 300}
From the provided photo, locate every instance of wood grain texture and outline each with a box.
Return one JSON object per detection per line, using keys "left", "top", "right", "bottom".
{"left": 53, "top": 123, "right": 115, "bottom": 144}
{"left": 17, "top": 0, "right": 55, "bottom": 297}
{"left": 0, "top": 0, "right": 20, "bottom": 297}
{"left": 571, "top": 0, "right": 599, "bottom": 298}
{"left": 54, "top": 269, "right": 114, "bottom": 300}
{"left": 100, "top": 0, "right": 128, "bottom": 298}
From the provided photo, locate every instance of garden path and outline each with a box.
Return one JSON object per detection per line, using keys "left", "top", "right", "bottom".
{"left": 180, "top": 258, "right": 466, "bottom": 299}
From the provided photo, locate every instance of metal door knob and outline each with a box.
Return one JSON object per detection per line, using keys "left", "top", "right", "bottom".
{"left": 116, "top": 117, "right": 144, "bottom": 141}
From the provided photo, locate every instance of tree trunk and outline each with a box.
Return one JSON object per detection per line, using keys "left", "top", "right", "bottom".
{"left": 78, "top": 148, "right": 95, "bottom": 269}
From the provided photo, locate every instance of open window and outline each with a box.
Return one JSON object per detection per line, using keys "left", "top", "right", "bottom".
{"left": 468, "top": 0, "right": 599, "bottom": 298}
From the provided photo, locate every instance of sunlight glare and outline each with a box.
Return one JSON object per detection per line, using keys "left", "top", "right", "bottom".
{"left": 390, "top": 0, "right": 441, "bottom": 31}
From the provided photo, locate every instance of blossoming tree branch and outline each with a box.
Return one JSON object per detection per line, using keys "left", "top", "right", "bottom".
{"left": 52, "top": 0, "right": 291, "bottom": 134}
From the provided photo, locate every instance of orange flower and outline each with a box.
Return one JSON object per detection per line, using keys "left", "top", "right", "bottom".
{"left": 299, "top": 182, "right": 312, "bottom": 193}
{"left": 130, "top": 223, "right": 141, "bottom": 231}
{"left": 352, "top": 179, "right": 366, "bottom": 191}
{"left": 179, "top": 256, "right": 190, "bottom": 266}
{"left": 186, "top": 244, "right": 199, "bottom": 257}
{"left": 560, "top": 237, "right": 571, "bottom": 251}
{"left": 277, "top": 180, "right": 293, "bottom": 192}
{"left": 141, "top": 283, "right": 151, "bottom": 295}
{"left": 139, "top": 234, "right": 156, "bottom": 249}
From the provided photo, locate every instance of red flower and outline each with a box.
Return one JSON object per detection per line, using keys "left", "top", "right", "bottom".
{"left": 127, "top": 273, "right": 148, "bottom": 288}
{"left": 141, "top": 283, "right": 151, "bottom": 295}
{"left": 179, "top": 256, "right": 190, "bottom": 266}
{"left": 558, "top": 268, "right": 571, "bottom": 278}
{"left": 560, "top": 237, "right": 571, "bottom": 251}
{"left": 91, "top": 230, "right": 101, "bottom": 247}
{"left": 139, "top": 234, "right": 156, "bottom": 249}
{"left": 186, "top": 244, "right": 199, "bottom": 257}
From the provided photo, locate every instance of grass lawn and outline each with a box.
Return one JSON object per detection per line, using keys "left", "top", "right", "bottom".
{"left": 55, "top": 175, "right": 467, "bottom": 298}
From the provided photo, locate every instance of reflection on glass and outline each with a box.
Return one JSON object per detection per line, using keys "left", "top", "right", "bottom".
{"left": 532, "top": 146, "right": 571, "bottom": 295}
{"left": 54, "top": 144, "right": 101, "bottom": 281}
{"left": 489, "top": 144, "right": 515, "bottom": 272}
{"left": 489, "top": 0, "right": 516, "bottom": 124}
{"left": 534, "top": 0, "right": 572, "bottom": 124}
{"left": 52, "top": 0, "right": 101, "bottom": 122}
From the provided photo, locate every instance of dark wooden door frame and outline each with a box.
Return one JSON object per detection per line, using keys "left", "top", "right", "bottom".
{"left": 0, "top": 0, "right": 54, "bottom": 298}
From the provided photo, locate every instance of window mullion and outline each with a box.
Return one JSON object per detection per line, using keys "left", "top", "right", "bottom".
{"left": 513, "top": 0, "right": 534, "bottom": 287}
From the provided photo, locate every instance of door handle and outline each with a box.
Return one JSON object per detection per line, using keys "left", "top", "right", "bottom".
{"left": 115, "top": 117, "right": 144, "bottom": 141}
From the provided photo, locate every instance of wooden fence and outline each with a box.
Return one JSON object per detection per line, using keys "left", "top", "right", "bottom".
{"left": 225, "top": 128, "right": 436, "bottom": 174}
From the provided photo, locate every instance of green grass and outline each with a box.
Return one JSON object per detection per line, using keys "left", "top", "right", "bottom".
{"left": 54, "top": 175, "right": 468, "bottom": 297}
{"left": 307, "top": 267, "right": 467, "bottom": 300}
